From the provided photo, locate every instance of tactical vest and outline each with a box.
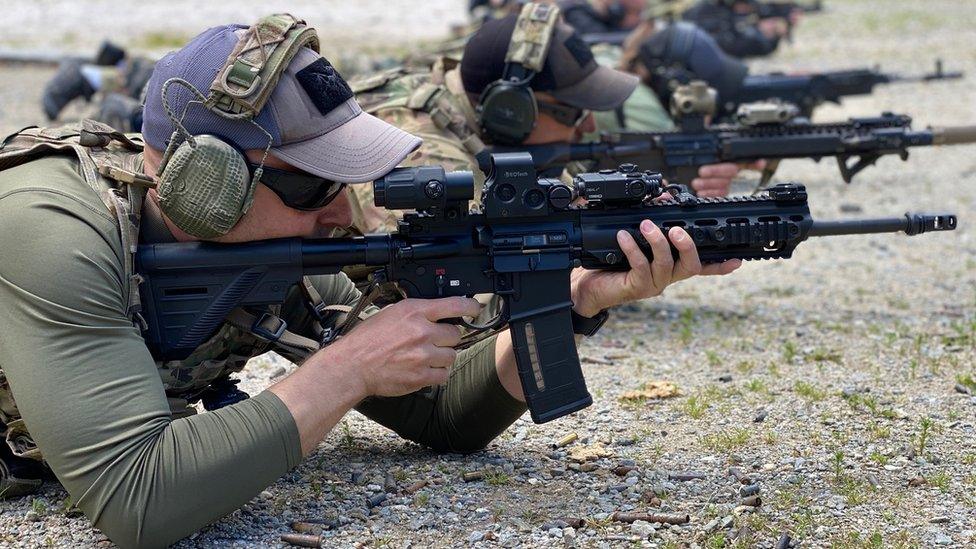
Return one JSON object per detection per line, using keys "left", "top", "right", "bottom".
{"left": 351, "top": 60, "right": 489, "bottom": 172}
{"left": 0, "top": 121, "right": 337, "bottom": 463}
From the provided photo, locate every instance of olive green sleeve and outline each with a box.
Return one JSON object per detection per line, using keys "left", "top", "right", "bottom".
{"left": 0, "top": 162, "right": 301, "bottom": 548}
{"left": 282, "top": 274, "right": 527, "bottom": 453}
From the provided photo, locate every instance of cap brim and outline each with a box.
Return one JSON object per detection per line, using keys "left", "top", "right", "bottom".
{"left": 272, "top": 111, "right": 422, "bottom": 184}
{"left": 549, "top": 65, "right": 640, "bottom": 111}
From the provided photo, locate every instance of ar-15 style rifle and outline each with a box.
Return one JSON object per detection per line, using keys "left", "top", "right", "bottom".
{"left": 725, "top": 60, "right": 962, "bottom": 118}
{"left": 502, "top": 108, "right": 976, "bottom": 188}
{"left": 136, "top": 154, "right": 956, "bottom": 424}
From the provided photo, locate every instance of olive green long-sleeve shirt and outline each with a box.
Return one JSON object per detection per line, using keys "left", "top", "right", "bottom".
{"left": 0, "top": 155, "right": 525, "bottom": 548}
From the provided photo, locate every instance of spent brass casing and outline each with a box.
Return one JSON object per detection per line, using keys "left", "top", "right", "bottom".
{"left": 463, "top": 471, "right": 485, "bottom": 482}
{"left": 611, "top": 512, "right": 690, "bottom": 525}
{"left": 281, "top": 533, "right": 322, "bottom": 548}
{"left": 555, "top": 433, "right": 579, "bottom": 447}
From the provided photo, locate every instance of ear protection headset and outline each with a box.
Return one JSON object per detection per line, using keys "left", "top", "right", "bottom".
{"left": 154, "top": 14, "right": 319, "bottom": 239}
{"left": 477, "top": 2, "right": 561, "bottom": 145}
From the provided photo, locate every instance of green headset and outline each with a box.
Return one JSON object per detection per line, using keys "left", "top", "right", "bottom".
{"left": 154, "top": 14, "right": 319, "bottom": 239}
{"left": 477, "top": 2, "right": 561, "bottom": 145}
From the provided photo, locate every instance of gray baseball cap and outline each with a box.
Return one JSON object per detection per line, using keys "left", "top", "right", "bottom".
{"left": 143, "top": 24, "right": 421, "bottom": 183}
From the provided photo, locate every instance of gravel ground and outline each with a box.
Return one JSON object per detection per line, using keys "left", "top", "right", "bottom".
{"left": 2, "top": 1, "right": 976, "bottom": 548}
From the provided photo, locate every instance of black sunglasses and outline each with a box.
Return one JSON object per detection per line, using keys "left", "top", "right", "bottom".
{"left": 537, "top": 101, "right": 587, "bottom": 127}
{"left": 250, "top": 164, "right": 347, "bottom": 211}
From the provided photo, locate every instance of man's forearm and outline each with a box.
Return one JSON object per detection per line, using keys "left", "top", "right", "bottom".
{"left": 269, "top": 347, "right": 369, "bottom": 456}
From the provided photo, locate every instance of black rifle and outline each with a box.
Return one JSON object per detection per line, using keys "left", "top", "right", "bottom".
{"left": 136, "top": 154, "right": 956, "bottom": 423}
{"left": 502, "top": 112, "right": 976, "bottom": 187}
{"left": 725, "top": 60, "right": 963, "bottom": 118}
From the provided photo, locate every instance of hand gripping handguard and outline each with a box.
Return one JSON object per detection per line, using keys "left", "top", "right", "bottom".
{"left": 136, "top": 154, "right": 957, "bottom": 423}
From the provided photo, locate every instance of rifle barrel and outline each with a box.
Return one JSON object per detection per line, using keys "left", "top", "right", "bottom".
{"left": 808, "top": 213, "right": 957, "bottom": 238}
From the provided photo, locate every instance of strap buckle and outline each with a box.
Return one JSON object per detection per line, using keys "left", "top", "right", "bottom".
{"left": 318, "top": 326, "right": 338, "bottom": 346}
{"left": 251, "top": 312, "right": 287, "bottom": 342}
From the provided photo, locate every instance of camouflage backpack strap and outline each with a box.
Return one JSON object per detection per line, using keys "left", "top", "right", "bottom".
{"left": 207, "top": 13, "right": 320, "bottom": 116}
{"left": 408, "top": 75, "right": 491, "bottom": 173}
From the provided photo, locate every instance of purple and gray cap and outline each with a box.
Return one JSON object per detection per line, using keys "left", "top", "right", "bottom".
{"left": 142, "top": 24, "right": 421, "bottom": 183}
{"left": 460, "top": 14, "right": 639, "bottom": 111}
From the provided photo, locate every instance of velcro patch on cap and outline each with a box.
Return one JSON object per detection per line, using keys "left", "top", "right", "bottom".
{"left": 563, "top": 33, "right": 595, "bottom": 68}
{"left": 296, "top": 58, "right": 354, "bottom": 115}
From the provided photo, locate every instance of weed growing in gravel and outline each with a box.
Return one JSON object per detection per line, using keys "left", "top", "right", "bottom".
{"left": 956, "top": 373, "right": 976, "bottom": 393}
{"left": 831, "top": 450, "right": 846, "bottom": 480}
{"left": 961, "top": 453, "right": 976, "bottom": 466}
{"left": 678, "top": 309, "right": 694, "bottom": 345}
{"left": 703, "top": 533, "right": 729, "bottom": 548}
{"left": 809, "top": 347, "right": 843, "bottom": 364}
{"left": 705, "top": 350, "right": 721, "bottom": 367}
{"left": 484, "top": 471, "right": 511, "bottom": 486}
{"left": 794, "top": 381, "right": 827, "bottom": 401}
{"left": 869, "top": 451, "right": 889, "bottom": 466}
{"left": 338, "top": 420, "right": 356, "bottom": 450}
{"left": 782, "top": 341, "right": 798, "bottom": 363}
{"left": 520, "top": 508, "right": 545, "bottom": 525}
{"left": 735, "top": 360, "right": 754, "bottom": 374}
{"left": 745, "top": 379, "right": 767, "bottom": 393}
{"left": 830, "top": 530, "right": 885, "bottom": 549}
{"left": 683, "top": 394, "right": 708, "bottom": 419}
{"left": 945, "top": 319, "right": 976, "bottom": 348}
{"left": 700, "top": 428, "right": 750, "bottom": 452}
{"left": 913, "top": 417, "right": 939, "bottom": 458}
{"left": 927, "top": 471, "right": 951, "bottom": 493}
{"left": 29, "top": 498, "right": 47, "bottom": 517}
{"left": 837, "top": 476, "right": 873, "bottom": 506}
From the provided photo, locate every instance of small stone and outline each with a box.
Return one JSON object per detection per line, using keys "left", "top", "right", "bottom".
{"left": 613, "top": 465, "right": 637, "bottom": 476}
{"left": 669, "top": 471, "right": 706, "bottom": 481}
{"left": 367, "top": 493, "right": 387, "bottom": 508}
{"left": 754, "top": 409, "right": 768, "bottom": 423}
{"left": 366, "top": 484, "right": 383, "bottom": 492}
{"left": 929, "top": 516, "right": 951, "bottom": 524}
{"left": 578, "top": 463, "right": 598, "bottom": 473}
{"left": 467, "top": 531, "right": 485, "bottom": 543}
{"left": 270, "top": 366, "right": 287, "bottom": 378}
{"left": 840, "top": 203, "right": 863, "bottom": 213}
{"left": 865, "top": 473, "right": 880, "bottom": 489}
{"left": 933, "top": 533, "right": 953, "bottom": 545}
{"left": 630, "top": 520, "right": 655, "bottom": 538}
{"left": 25, "top": 510, "right": 41, "bottom": 522}
{"left": 718, "top": 374, "right": 733, "bottom": 383}
{"left": 955, "top": 384, "right": 972, "bottom": 395}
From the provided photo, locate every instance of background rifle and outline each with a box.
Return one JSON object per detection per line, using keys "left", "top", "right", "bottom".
{"left": 725, "top": 60, "right": 963, "bottom": 117}
{"left": 136, "top": 154, "right": 956, "bottom": 424}
{"left": 505, "top": 112, "right": 976, "bottom": 188}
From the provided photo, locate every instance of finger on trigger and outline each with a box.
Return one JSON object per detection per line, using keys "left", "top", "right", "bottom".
{"left": 425, "top": 296, "right": 482, "bottom": 321}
